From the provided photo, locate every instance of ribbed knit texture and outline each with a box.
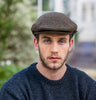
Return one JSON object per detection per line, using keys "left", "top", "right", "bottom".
{"left": 0, "top": 63, "right": 96, "bottom": 100}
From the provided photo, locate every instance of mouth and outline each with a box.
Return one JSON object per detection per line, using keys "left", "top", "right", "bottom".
{"left": 48, "top": 57, "right": 60, "bottom": 62}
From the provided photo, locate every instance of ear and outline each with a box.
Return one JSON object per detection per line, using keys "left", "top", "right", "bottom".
{"left": 69, "top": 38, "right": 73, "bottom": 52}
{"left": 34, "top": 38, "right": 38, "bottom": 51}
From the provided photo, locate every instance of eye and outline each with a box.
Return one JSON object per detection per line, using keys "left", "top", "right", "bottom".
{"left": 44, "top": 40, "right": 50, "bottom": 44}
{"left": 59, "top": 40, "right": 64, "bottom": 44}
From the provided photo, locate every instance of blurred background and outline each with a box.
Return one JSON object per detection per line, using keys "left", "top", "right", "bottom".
{"left": 0, "top": 0, "right": 96, "bottom": 88}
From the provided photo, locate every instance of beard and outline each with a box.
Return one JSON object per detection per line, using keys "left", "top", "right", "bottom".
{"left": 38, "top": 46, "right": 69, "bottom": 71}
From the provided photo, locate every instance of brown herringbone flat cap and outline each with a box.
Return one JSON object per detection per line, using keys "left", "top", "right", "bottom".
{"left": 31, "top": 12, "right": 77, "bottom": 36}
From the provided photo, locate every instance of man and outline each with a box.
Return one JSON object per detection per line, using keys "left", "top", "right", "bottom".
{"left": 0, "top": 12, "right": 96, "bottom": 100}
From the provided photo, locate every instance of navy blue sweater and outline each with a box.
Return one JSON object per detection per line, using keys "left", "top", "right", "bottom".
{"left": 0, "top": 63, "right": 96, "bottom": 100}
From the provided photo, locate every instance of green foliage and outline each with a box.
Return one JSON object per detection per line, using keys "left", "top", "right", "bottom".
{"left": 0, "top": 0, "right": 38, "bottom": 87}
{"left": 0, "top": 0, "right": 23, "bottom": 61}
{"left": 0, "top": 64, "right": 23, "bottom": 88}
{"left": 0, "top": 0, "right": 38, "bottom": 66}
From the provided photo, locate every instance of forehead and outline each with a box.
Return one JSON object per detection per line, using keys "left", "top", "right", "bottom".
{"left": 39, "top": 33, "right": 70, "bottom": 39}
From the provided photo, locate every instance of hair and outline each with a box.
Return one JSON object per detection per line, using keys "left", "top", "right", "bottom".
{"left": 34, "top": 34, "right": 39, "bottom": 42}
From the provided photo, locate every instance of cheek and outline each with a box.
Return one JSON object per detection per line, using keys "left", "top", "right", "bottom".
{"left": 60, "top": 45, "right": 69, "bottom": 54}
{"left": 39, "top": 45, "right": 49, "bottom": 56}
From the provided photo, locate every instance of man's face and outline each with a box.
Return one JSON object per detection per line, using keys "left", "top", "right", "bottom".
{"left": 34, "top": 33, "right": 73, "bottom": 71}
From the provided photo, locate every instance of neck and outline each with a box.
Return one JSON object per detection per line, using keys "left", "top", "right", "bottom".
{"left": 36, "top": 63, "right": 67, "bottom": 81}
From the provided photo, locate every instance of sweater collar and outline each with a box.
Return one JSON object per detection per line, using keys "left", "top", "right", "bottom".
{"left": 29, "top": 62, "right": 71, "bottom": 85}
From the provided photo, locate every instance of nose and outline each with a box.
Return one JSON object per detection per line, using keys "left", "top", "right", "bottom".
{"left": 51, "top": 43, "right": 58, "bottom": 53}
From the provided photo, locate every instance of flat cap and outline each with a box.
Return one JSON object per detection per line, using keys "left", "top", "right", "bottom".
{"left": 31, "top": 12, "right": 77, "bottom": 36}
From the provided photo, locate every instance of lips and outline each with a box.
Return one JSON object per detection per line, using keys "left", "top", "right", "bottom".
{"left": 49, "top": 57, "right": 60, "bottom": 61}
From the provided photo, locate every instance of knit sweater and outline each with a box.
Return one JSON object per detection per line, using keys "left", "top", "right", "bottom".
{"left": 0, "top": 63, "right": 96, "bottom": 100}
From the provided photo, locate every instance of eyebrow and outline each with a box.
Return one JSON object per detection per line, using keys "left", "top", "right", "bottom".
{"left": 58, "top": 37, "right": 68, "bottom": 40}
{"left": 41, "top": 36, "right": 51, "bottom": 39}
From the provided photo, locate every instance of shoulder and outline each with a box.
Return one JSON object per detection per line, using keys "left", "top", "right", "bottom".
{"left": 1, "top": 63, "right": 37, "bottom": 92}
{"left": 66, "top": 64, "right": 96, "bottom": 99}
{"left": 66, "top": 64, "right": 96, "bottom": 85}
{"left": 0, "top": 63, "right": 37, "bottom": 99}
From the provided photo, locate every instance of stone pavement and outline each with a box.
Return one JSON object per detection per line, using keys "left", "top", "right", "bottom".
{"left": 67, "top": 42, "right": 96, "bottom": 79}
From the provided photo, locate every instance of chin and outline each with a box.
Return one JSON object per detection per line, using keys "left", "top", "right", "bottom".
{"left": 48, "top": 64, "right": 62, "bottom": 70}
